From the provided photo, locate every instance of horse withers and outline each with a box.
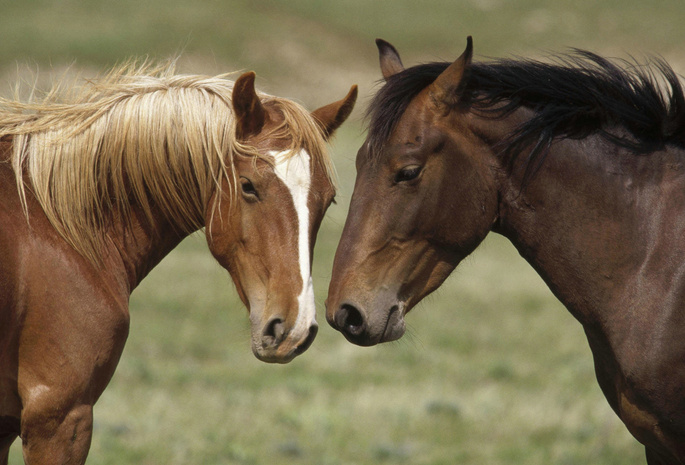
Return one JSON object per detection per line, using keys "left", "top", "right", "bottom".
{"left": 0, "top": 63, "right": 356, "bottom": 464}
{"left": 326, "top": 37, "right": 685, "bottom": 463}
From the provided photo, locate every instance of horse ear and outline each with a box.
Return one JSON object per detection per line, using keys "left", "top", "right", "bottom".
{"left": 232, "top": 71, "right": 267, "bottom": 140}
{"left": 311, "top": 85, "right": 358, "bottom": 139}
{"left": 429, "top": 36, "right": 473, "bottom": 111}
{"left": 377, "top": 39, "right": 405, "bottom": 81}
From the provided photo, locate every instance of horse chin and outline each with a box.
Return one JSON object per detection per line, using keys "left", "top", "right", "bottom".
{"left": 252, "top": 346, "right": 298, "bottom": 364}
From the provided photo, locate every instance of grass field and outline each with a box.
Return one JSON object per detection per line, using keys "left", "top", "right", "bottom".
{"left": 4, "top": 1, "right": 685, "bottom": 463}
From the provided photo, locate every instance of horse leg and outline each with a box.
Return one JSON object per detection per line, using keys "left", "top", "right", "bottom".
{"left": 0, "top": 437, "right": 13, "bottom": 465}
{"left": 0, "top": 426, "right": 19, "bottom": 465}
{"left": 21, "top": 403, "right": 93, "bottom": 465}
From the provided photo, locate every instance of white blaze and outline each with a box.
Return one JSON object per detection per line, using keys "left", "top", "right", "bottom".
{"left": 272, "top": 150, "right": 316, "bottom": 333}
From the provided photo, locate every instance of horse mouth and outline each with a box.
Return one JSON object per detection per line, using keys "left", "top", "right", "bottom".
{"left": 379, "top": 305, "right": 406, "bottom": 343}
{"left": 294, "top": 324, "right": 318, "bottom": 355}
{"left": 253, "top": 345, "right": 299, "bottom": 364}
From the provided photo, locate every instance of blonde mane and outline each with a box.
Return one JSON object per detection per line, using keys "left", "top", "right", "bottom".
{"left": 2, "top": 61, "right": 334, "bottom": 264}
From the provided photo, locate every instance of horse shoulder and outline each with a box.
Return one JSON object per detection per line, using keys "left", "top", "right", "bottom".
{"left": 1, "top": 158, "right": 131, "bottom": 406}
{"left": 594, "top": 163, "right": 685, "bottom": 456}
{"left": 16, "top": 235, "right": 132, "bottom": 391}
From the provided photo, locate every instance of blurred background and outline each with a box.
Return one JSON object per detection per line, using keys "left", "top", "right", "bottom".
{"left": 5, "top": 1, "right": 684, "bottom": 463}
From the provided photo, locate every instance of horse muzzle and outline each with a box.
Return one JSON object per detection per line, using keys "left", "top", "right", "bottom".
{"left": 251, "top": 316, "right": 318, "bottom": 363}
{"left": 326, "top": 298, "right": 406, "bottom": 346}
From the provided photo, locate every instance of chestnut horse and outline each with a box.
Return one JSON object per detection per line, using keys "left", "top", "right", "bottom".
{"left": 327, "top": 37, "right": 685, "bottom": 463}
{"left": 0, "top": 62, "right": 356, "bottom": 464}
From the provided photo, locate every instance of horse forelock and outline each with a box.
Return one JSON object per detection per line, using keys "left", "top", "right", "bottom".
{"left": 261, "top": 97, "right": 336, "bottom": 188}
{"left": 365, "top": 63, "right": 449, "bottom": 162}
{"left": 2, "top": 60, "right": 333, "bottom": 265}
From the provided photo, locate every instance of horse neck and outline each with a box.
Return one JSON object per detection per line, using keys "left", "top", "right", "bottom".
{"left": 490, "top": 119, "right": 685, "bottom": 325}
{"left": 104, "top": 202, "right": 191, "bottom": 292}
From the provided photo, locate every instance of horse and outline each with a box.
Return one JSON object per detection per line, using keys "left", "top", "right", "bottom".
{"left": 326, "top": 37, "right": 685, "bottom": 464}
{"left": 0, "top": 61, "right": 357, "bottom": 464}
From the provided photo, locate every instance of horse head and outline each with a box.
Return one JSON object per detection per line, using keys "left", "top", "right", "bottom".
{"left": 208, "top": 72, "right": 357, "bottom": 362}
{"left": 326, "top": 38, "right": 499, "bottom": 346}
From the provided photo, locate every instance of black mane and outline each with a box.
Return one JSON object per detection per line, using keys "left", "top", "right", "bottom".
{"left": 366, "top": 51, "right": 685, "bottom": 176}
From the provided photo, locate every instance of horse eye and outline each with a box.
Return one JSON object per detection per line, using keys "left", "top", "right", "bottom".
{"left": 240, "top": 178, "right": 258, "bottom": 199}
{"left": 394, "top": 165, "right": 422, "bottom": 183}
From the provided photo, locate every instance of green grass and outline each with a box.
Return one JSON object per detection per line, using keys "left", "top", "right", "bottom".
{"left": 9, "top": 233, "right": 641, "bottom": 465}
{"left": 51, "top": 233, "right": 642, "bottom": 465}
{"left": 5, "top": 0, "right": 681, "bottom": 463}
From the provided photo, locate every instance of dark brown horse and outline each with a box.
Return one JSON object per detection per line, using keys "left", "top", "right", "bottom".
{"left": 0, "top": 62, "right": 356, "bottom": 464}
{"left": 326, "top": 37, "right": 685, "bottom": 463}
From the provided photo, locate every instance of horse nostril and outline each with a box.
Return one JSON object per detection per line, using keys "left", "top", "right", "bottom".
{"left": 263, "top": 317, "right": 286, "bottom": 346}
{"left": 338, "top": 303, "right": 366, "bottom": 336}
